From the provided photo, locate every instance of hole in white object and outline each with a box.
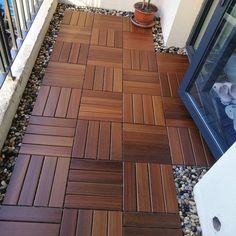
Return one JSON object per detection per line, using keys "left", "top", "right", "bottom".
{"left": 213, "top": 216, "right": 221, "bottom": 231}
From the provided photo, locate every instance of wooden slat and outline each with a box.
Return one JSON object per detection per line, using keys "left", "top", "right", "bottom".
{"left": 161, "top": 165, "right": 179, "bottom": 213}
{"left": 76, "top": 210, "right": 93, "bottom": 236}
{"left": 113, "top": 68, "right": 122, "bottom": 92}
{"left": 111, "top": 123, "right": 122, "bottom": 160}
{"left": 34, "top": 157, "right": 57, "bottom": 206}
{"left": 92, "top": 211, "right": 108, "bottom": 236}
{"left": 123, "top": 49, "right": 131, "bottom": 69}
{"left": 67, "top": 89, "right": 81, "bottom": 119}
{"left": 0, "top": 206, "right": 62, "bottom": 223}
{"left": 103, "top": 67, "right": 113, "bottom": 92}
{"left": 0, "top": 222, "right": 60, "bottom": 236}
{"left": 70, "top": 11, "right": 80, "bottom": 25}
{"left": 78, "top": 44, "right": 89, "bottom": 64}
{"left": 108, "top": 211, "right": 122, "bottom": 236}
{"left": 98, "top": 122, "right": 110, "bottom": 160}
{"left": 93, "top": 66, "right": 104, "bottom": 91}
{"left": 123, "top": 93, "right": 133, "bottom": 123}
{"left": 59, "top": 42, "right": 72, "bottom": 62}
{"left": 69, "top": 43, "right": 80, "bottom": 63}
{"left": 49, "top": 158, "right": 70, "bottom": 207}
{"left": 3, "top": 155, "right": 31, "bottom": 205}
{"left": 62, "top": 10, "right": 73, "bottom": 25}
{"left": 136, "top": 163, "right": 151, "bottom": 212}
{"left": 18, "top": 155, "right": 44, "bottom": 206}
{"left": 60, "top": 209, "right": 77, "bottom": 236}
{"left": 85, "top": 12, "right": 94, "bottom": 28}
{"left": 50, "top": 41, "right": 63, "bottom": 61}
{"left": 85, "top": 121, "right": 100, "bottom": 159}
{"left": 133, "top": 94, "right": 144, "bottom": 124}
{"left": 152, "top": 96, "right": 165, "bottom": 126}
{"left": 143, "top": 95, "right": 155, "bottom": 125}
{"left": 124, "top": 162, "right": 137, "bottom": 211}
{"left": 55, "top": 88, "right": 71, "bottom": 117}
{"left": 77, "top": 12, "right": 87, "bottom": 27}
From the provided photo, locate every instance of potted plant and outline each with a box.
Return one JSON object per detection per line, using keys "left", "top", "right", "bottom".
{"left": 132, "top": 0, "right": 158, "bottom": 28}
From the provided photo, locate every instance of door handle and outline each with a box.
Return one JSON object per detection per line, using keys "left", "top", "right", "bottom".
{"left": 220, "top": 0, "right": 227, "bottom": 6}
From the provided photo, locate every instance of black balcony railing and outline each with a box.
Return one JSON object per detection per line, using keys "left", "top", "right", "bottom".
{"left": 0, "top": 0, "right": 43, "bottom": 87}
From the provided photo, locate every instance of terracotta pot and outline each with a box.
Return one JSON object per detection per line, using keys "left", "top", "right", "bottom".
{"left": 134, "top": 2, "right": 158, "bottom": 25}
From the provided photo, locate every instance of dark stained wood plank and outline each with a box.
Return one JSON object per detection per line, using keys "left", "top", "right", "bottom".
{"left": 43, "top": 87, "right": 61, "bottom": 117}
{"left": 60, "top": 209, "right": 77, "bottom": 236}
{"left": 148, "top": 164, "right": 165, "bottom": 212}
{"left": 18, "top": 155, "right": 44, "bottom": 206}
{"left": 55, "top": 88, "right": 71, "bottom": 118}
{"left": 136, "top": 163, "right": 151, "bottom": 212}
{"left": 148, "top": 51, "right": 158, "bottom": 72}
{"left": 161, "top": 165, "right": 179, "bottom": 213}
{"left": 159, "top": 72, "right": 171, "bottom": 97}
{"left": 85, "top": 121, "right": 100, "bottom": 159}
{"left": 167, "top": 127, "right": 184, "bottom": 165}
{"left": 123, "top": 93, "right": 133, "bottom": 123}
{"left": 59, "top": 42, "right": 72, "bottom": 63}
{"left": 0, "top": 206, "right": 62, "bottom": 223}
{"left": 50, "top": 41, "right": 63, "bottom": 61}
{"left": 93, "top": 14, "right": 122, "bottom": 30}
{"left": 178, "top": 128, "right": 196, "bottom": 165}
{"left": 123, "top": 212, "right": 181, "bottom": 228}
{"left": 72, "top": 120, "right": 88, "bottom": 158}
{"left": 69, "top": 170, "right": 122, "bottom": 184}
{"left": 67, "top": 89, "right": 81, "bottom": 119}
{"left": 0, "top": 222, "right": 60, "bottom": 236}
{"left": 32, "top": 86, "right": 50, "bottom": 116}
{"left": 3, "top": 155, "right": 31, "bottom": 205}
{"left": 108, "top": 211, "right": 122, "bottom": 236}
{"left": 65, "top": 194, "right": 122, "bottom": 210}
{"left": 168, "top": 72, "right": 179, "bottom": 97}
{"left": 98, "top": 122, "right": 110, "bottom": 160}
{"left": 92, "top": 211, "right": 108, "bottom": 236}
{"left": 133, "top": 94, "right": 144, "bottom": 124}
{"left": 152, "top": 96, "right": 165, "bottom": 126}
{"left": 111, "top": 123, "right": 122, "bottom": 160}
{"left": 124, "top": 162, "right": 137, "bottom": 212}
{"left": 26, "top": 124, "right": 75, "bottom": 137}
{"left": 143, "top": 95, "right": 155, "bottom": 125}
{"left": 29, "top": 116, "right": 76, "bottom": 128}
{"left": 78, "top": 44, "right": 89, "bottom": 64}
{"left": 34, "top": 156, "right": 57, "bottom": 206}
{"left": 123, "top": 226, "right": 183, "bottom": 236}
{"left": 70, "top": 159, "right": 123, "bottom": 173}
{"left": 49, "top": 158, "right": 70, "bottom": 207}
{"left": 19, "top": 144, "right": 71, "bottom": 157}
{"left": 76, "top": 210, "right": 93, "bottom": 236}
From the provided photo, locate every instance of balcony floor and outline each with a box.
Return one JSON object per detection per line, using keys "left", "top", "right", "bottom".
{"left": 0, "top": 10, "right": 214, "bottom": 236}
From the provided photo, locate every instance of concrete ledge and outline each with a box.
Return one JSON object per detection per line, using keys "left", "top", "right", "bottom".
{"left": 0, "top": 0, "right": 58, "bottom": 150}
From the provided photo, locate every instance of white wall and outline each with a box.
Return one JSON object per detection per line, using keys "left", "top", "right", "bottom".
{"left": 194, "top": 142, "right": 236, "bottom": 236}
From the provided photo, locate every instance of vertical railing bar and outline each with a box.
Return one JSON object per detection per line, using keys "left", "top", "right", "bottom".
{"left": 34, "top": 0, "right": 39, "bottom": 9}
{"left": 23, "top": 0, "right": 31, "bottom": 22}
{"left": 12, "top": 0, "right": 23, "bottom": 39}
{"left": 17, "top": 0, "right": 27, "bottom": 31}
{"left": 0, "top": 53, "right": 6, "bottom": 73}
{"left": 4, "top": 0, "right": 18, "bottom": 50}
{"left": 0, "top": 12, "right": 12, "bottom": 64}
{"left": 29, "top": 0, "right": 35, "bottom": 15}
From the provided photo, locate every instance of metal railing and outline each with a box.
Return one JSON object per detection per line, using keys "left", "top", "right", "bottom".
{"left": 0, "top": 0, "right": 43, "bottom": 87}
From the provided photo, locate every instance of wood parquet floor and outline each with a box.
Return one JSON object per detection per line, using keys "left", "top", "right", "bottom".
{"left": 0, "top": 10, "right": 215, "bottom": 236}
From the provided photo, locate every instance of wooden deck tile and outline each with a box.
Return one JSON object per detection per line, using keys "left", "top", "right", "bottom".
{"left": 122, "top": 17, "right": 152, "bottom": 34}
{"left": 123, "top": 124, "right": 171, "bottom": 164}
{"left": 123, "top": 69, "right": 160, "bottom": 95}
{"left": 59, "top": 209, "right": 122, "bottom": 236}
{"left": 88, "top": 45, "right": 122, "bottom": 68}
{"left": 123, "top": 32, "right": 154, "bottom": 51}
{"left": 93, "top": 14, "right": 122, "bottom": 30}
{"left": 124, "top": 94, "right": 165, "bottom": 126}
{"left": 162, "top": 97, "right": 196, "bottom": 128}
{"left": 123, "top": 49, "right": 157, "bottom": 71}
{"left": 4, "top": 155, "right": 69, "bottom": 207}
{"left": 65, "top": 159, "right": 122, "bottom": 210}
{"left": 42, "top": 62, "right": 85, "bottom": 88}
{"left": 91, "top": 28, "right": 123, "bottom": 48}
{"left": 79, "top": 90, "right": 122, "bottom": 122}
{"left": 124, "top": 162, "right": 178, "bottom": 213}
{"left": 72, "top": 120, "right": 122, "bottom": 160}
{"left": 84, "top": 65, "right": 122, "bottom": 92}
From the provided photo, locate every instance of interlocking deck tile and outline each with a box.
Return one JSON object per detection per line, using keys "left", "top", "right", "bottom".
{"left": 60, "top": 209, "right": 122, "bottom": 236}
{"left": 32, "top": 86, "right": 81, "bottom": 118}
{"left": 123, "top": 69, "right": 160, "bottom": 95}
{"left": 64, "top": 159, "right": 123, "bottom": 210}
{"left": 124, "top": 162, "right": 178, "bottom": 213}
{"left": 123, "top": 49, "right": 157, "bottom": 71}
{"left": 84, "top": 65, "right": 122, "bottom": 92}
{"left": 93, "top": 14, "right": 122, "bottom": 30}
{"left": 79, "top": 90, "right": 123, "bottom": 122}
{"left": 124, "top": 94, "right": 165, "bottom": 126}
{"left": 72, "top": 120, "right": 122, "bottom": 160}
{"left": 43, "top": 62, "right": 85, "bottom": 88}
{"left": 4, "top": 155, "right": 70, "bottom": 207}
{"left": 88, "top": 45, "right": 123, "bottom": 68}
{"left": 123, "top": 123, "right": 171, "bottom": 164}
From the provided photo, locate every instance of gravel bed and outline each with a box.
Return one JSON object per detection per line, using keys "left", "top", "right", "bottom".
{"left": 0, "top": 2, "right": 191, "bottom": 235}
{"left": 173, "top": 166, "right": 209, "bottom": 236}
